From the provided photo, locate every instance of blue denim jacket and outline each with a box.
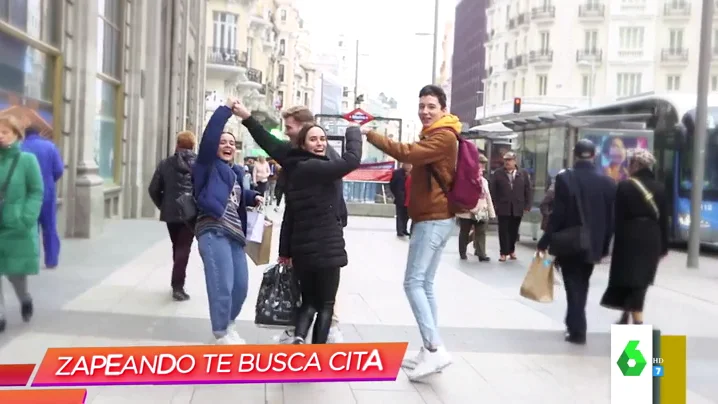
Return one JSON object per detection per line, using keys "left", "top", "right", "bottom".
{"left": 192, "top": 106, "right": 259, "bottom": 234}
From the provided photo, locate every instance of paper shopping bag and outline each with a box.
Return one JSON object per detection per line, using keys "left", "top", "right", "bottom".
{"left": 246, "top": 217, "right": 273, "bottom": 266}
{"left": 519, "top": 254, "right": 555, "bottom": 303}
{"left": 246, "top": 210, "right": 265, "bottom": 244}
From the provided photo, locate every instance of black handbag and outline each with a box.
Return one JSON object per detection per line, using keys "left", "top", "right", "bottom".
{"left": 548, "top": 170, "right": 591, "bottom": 258}
{"left": 0, "top": 154, "right": 21, "bottom": 224}
{"left": 176, "top": 192, "right": 197, "bottom": 223}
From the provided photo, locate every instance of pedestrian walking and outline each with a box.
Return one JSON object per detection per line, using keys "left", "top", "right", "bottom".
{"left": 537, "top": 139, "right": 616, "bottom": 345}
{"left": 21, "top": 127, "right": 63, "bottom": 269}
{"left": 252, "top": 156, "right": 271, "bottom": 197}
{"left": 267, "top": 159, "right": 278, "bottom": 204}
{"left": 192, "top": 99, "right": 263, "bottom": 345}
{"left": 234, "top": 103, "right": 347, "bottom": 344}
{"left": 0, "top": 114, "right": 44, "bottom": 332}
{"left": 456, "top": 153, "right": 495, "bottom": 261}
{"left": 390, "top": 163, "right": 412, "bottom": 237}
{"left": 362, "top": 84, "right": 459, "bottom": 380}
{"left": 148, "top": 131, "right": 197, "bottom": 301}
{"left": 601, "top": 149, "right": 668, "bottom": 325}
{"left": 489, "top": 152, "right": 532, "bottom": 262}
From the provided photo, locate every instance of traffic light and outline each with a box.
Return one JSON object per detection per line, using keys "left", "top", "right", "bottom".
{"left": 513, "top": 97, "right": 522, "bottom": 113}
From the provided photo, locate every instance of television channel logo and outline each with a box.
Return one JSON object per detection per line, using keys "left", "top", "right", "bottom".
{"left": 611, "top": 325, "right": 653, "bottom": 404}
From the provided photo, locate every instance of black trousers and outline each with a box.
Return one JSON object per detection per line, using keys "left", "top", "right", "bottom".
{"left": 497, "top": 215, "right": 522, "bottom": 255}
{"left": 560, "top": 259, "right": 594, "bottom": 335}
{"left": 255, "top": 181, "right": 268, "bottom": 196}
{"left": 395, "top": 205, "right": 409, "bottom": 236}
{"left": 458, "top": 218, "right": 488, "bottom": 258}
{"left": 294, "top": 267, "right": 341, "bottom": 343}
{"left": 166, "top": 222, "right": 194, "bottom": 290}
{"left": 275, "top": 187, "right": 284, "bottom": 205}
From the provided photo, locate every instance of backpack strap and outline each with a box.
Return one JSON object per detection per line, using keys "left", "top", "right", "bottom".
{"left": 628, "top": 177, "right": 659, "bottom": 219}
{"left": 425, "top": 130, "right": 459, "bottom": 194}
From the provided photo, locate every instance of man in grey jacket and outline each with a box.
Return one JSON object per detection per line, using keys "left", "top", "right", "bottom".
{"left": 233, "top": 102, "right": 348, "bottom": 343}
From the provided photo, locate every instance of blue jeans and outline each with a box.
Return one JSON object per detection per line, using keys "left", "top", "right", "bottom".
{"left": 197, "top": 230, "right": 249, "bottom": 338}
{"left": 404, "top": 218, "right": 454, "bottom": 349}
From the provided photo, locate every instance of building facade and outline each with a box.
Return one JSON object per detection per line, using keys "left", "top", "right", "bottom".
{"left": 481, "top": 0, "right": 718, "bottom": 121}
{"left": 203, "top": 0, "right": 315, "bottom": 158}
{"left": 451, "top": 0, "right": 487, "bottom": 124}
{"left": 0, "top": 0, "right": 206, "bottom": 238}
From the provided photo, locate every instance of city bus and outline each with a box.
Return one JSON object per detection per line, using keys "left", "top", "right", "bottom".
{"left": 479, "top": 93, "right": 718, "bottom": 245}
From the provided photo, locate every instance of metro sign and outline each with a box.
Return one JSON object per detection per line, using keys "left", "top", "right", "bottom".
{"left": 342, "top": 108, "right": 374, "bottom": 125}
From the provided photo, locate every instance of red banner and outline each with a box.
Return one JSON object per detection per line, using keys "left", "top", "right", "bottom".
{"left": 344, "top": 162, "right": 395, "bottom": 182}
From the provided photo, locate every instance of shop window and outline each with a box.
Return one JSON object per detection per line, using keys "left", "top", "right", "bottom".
{"left": 0, "top": 0, "right": 61, "bottom": 46}
{"left": 94, "top": 78, "right": 118, "bottom": 180}
{"left": 97, "top": 0, "right": 122, "bottom": 78}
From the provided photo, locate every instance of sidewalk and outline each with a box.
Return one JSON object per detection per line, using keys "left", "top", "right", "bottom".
{"left": 0, "top": 215, "right": 715, "bottom": 403}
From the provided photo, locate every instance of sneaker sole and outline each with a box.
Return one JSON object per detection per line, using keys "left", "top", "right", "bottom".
{"left": 407, "top": 361, "right": 452, "bottom": 381}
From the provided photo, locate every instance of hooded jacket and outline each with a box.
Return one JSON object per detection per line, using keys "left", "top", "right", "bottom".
{"left": 366, "top": 114, "right": 461, "bottom": 223}
{"left": 148, "top": 148, "right": 197, "bottom": 223}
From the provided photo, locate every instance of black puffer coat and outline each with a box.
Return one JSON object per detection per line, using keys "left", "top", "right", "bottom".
{"left": 278, "top": 128, "right": 362, "bottom": 270}
{"left": 148, "top": 149, "right": 196, "bottom": 223}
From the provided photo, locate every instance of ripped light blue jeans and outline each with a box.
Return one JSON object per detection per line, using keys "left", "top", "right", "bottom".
{"left": 197, "top": 230, "right": 249, "bottom": 338}
{"left": 404, "top": 218, "right": 454, "bottom": 349}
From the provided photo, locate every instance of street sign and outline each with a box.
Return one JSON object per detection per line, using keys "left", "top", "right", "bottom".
{"left": 342, "top": 108, "right": 374, "bottom": 125}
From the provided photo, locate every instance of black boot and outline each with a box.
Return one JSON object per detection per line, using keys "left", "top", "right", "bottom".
{"left": 293, "top": 305, "right": 317, "bottom": 342}
{"left": 172, "top": 288, "right": 190, "bottom": 301}
{"left": 21, "top": 299, "right": 33, "bottom": 322}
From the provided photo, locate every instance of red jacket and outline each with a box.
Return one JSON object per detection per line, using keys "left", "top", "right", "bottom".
{"left": 404, "top": 174, "right": 411, "bottom": 207}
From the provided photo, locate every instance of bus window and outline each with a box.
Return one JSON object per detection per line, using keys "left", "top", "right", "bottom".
{"left": 679, "top": 131, "right": 718, "bottom": 197}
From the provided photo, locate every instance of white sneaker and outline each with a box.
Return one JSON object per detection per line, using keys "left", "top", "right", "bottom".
{"left": 327, "top": 326, "right": 344, "bottom": 343}
{"left": 214, "top": 332, "right": 243, "bottom": 345}
{"left": 401, "top": 348, "right": 428, "bottom": 370}
{"left": 228, "top": 329, "right": 247, "bottom": 344}
{"left": 275, "top": 329, "right": 295, "bottom": 344}
{"left": 406, "top": 346, "right": 452, "bottom": 381}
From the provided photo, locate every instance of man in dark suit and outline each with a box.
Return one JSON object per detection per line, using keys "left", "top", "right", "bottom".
{"left": 537, "top": 139, "right": 616, "bottom": 345}
{"left": 390, "top": 163, "right": 412, "bottom": 237}
{"left": 489, "top": 152, "right": 532, "bottom": 262}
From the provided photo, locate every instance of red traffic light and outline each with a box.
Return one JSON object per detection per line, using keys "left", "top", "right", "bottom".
{"left": 513, "top": 97, "right": 522, "bottom": 113}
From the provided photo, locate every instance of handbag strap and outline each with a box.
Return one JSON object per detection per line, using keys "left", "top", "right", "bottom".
{"left": 0, "top": 153, "right": 21, "bottom": 199}
{"left": 629, "top": 177, "right": 659, "bottom": 219}
{"left": 567, "top": 169, "right": 586, "bottom": 226}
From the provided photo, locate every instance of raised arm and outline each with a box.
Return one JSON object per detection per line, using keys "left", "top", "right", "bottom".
{"left": 366, "top": 129, "right": 454, "bottom": 165}
{"left": 196, "top": 103, "right": 235, "bottom": 165}
{"left": 295, "top": 127, "right": 362, "bottom": 183}
{"left": 241, "top": 117, "right": 293, "bottom": 162}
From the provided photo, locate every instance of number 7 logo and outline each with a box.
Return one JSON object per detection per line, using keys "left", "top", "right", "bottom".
{"left": 653, "top": 365, "right": 664, "bottom": 377}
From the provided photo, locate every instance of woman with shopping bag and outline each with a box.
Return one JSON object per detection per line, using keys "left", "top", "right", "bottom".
{"left": 277, "top": 124, "right": 362, "bottom": 344}
{"left": 192, "top": 98, "right": 263, "bottom": 345}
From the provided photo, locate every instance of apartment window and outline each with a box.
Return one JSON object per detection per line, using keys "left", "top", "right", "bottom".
{"left": 277, "top": 91, "right": 284, "bottom": 108}
{"left": 98, "top": 0, "right": 122, "bottom": 78}
{"left": 581, "top": 75, "right": 591, "bottom": 96}
{"left": 278, "top": 64, "right": 285, "bottom": 82}
{"left": 521, "top": 77, "right": 526, "bottom": 95}
{"left": 712, "top": 76, "right": 718, "bottom": 91}
{"left": 213, "top": 12, "right": 237, "bottom": 50}
{"left": 619, "top": 27, "right": 644, "bottom": 50}
{"left": 502, "top": 82, "right": 507, "bottom": 100}
{"left": 504, "top": 43, "right": 508, "bottom": 60}
{"left": 247, "top": 37, "right": 254, "bottom": 67}
{"left": 669, "top": 29, "right": 684, "bottom": 51}
{"left": 299, "top": 19, "right": 304, "bottom": 29}
{"left": 279, "top": 39, "right": 285, "bottom": 56}
{"left": 304, "top": 92, "right": 309, "bottom": 106}
{"left": 667, "top": 75, "right": 681, "bottom": 91}
{"left": 296, "top": 90, "right": 301, "bottom": 101}
{"left": 539, "top": 31, "right": 550, "bottom": 52}
{"left": 305, "top": 72, "right": 309, "bottom": 82}
{"left": 537, "top": 74, "right": 548, "bottom": 96}
{"left": 280, "top": 9, "right": 287, "bottom": 21}
{"left": 616, "top": 73, "right": 642, "bottom": 96}
{"left": 584, "top": 30, "right": 598, "bottom": 52}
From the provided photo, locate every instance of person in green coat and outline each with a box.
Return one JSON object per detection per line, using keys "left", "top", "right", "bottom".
{"left": 0, "top": 114, "right": 44, "bottom": 333}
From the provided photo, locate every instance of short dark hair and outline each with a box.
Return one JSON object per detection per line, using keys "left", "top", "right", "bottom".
{"left": 418, "top": 85, "right": 447, "bottom": 109}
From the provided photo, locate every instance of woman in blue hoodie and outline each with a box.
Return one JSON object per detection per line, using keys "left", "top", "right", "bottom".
{"left": 193, "top": 98, "right": 262, "bottom": 345}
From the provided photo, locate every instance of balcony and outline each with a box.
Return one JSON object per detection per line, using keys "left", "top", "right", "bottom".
{"left": 578, "top": 3, "right": 605, "bottom": 18}
{"left": 206, "top": 47, "right": 248, "bottom": 80}
{"left": 516, "top": 13, "right": 529, "bottom": 27}
{"left": 505, "top": 58, "right": 514, "bottom": 70}
{"left": 514, "top": 54, "right": 527, "bottom": 68}
{"left": 247, "top": 68, "right": 263, "bottom": 84}
{"left": 576, "top": 49, "right": 603, "bottom": 63}
{"left": 617, "top": 48, "right": 643, "bottom": 58}
{"left": 661, "top": 48, "right": 689, "bottom": 63}
{"left": 531, "top": 6, "right": 555, "bottom": 22}
{"left": 529, "top": 49, "right": 553, "bottom": 64}
{"left": 664, "top": 2, "right": 691, "bottom": 17}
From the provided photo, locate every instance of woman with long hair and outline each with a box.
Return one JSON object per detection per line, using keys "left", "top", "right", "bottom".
{"left": 193, "top": 98, "right": 263, "bottom": 344}
{"left": 278, "top": 124, "right": 362, "bottom": 344}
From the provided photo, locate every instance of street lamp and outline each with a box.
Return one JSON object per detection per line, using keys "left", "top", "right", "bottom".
{"left": 417, "top": 0, "right": 440, "bottom": 85}
{"left": 578, "top": 59, "right": 596, "bottom": 107}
